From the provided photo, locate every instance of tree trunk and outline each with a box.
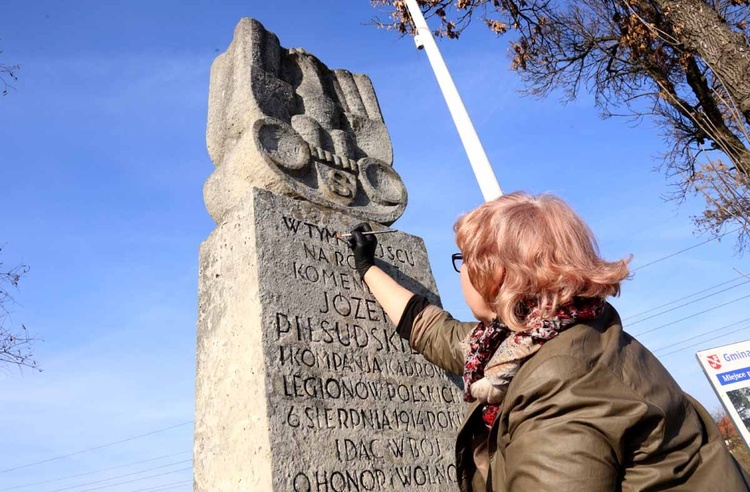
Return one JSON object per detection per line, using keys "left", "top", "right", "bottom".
{"left": 656, "top": 0, "right": 750, "bottom": 123}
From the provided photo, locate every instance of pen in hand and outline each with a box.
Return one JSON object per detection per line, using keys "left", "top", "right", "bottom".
{"left": 335, "top": 230, "right": 397, "bottom": 240}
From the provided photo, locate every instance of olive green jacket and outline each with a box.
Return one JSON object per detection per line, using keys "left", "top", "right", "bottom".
{"left": 410, "top": 303, "right": 750, "bottom": 491}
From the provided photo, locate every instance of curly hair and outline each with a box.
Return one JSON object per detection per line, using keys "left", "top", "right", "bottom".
{"left": 454, "top": 191, "right": 630, "bottom": 331}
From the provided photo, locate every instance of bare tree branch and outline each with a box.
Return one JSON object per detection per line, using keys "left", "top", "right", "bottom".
{"left": 0, "top": 247, "right": 40, "bottom": 371}
{"left": 0, "top": 47, "right": 19, "bottom": 97}
{"left": 373, "top": 0, "right": 750, "bottom": 251}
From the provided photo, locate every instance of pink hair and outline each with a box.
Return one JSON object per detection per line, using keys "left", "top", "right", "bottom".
{"left": 454, "top": 191, "right": 630, "bottom": 331}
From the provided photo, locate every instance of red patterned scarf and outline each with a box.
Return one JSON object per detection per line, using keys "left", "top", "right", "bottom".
{"left": 463, "top": 297, "right": 605, "bottom": 429}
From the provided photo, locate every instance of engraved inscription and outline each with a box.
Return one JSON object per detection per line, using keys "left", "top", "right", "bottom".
{"left": 255, "top": 198, "right": 461, "bottom": 490}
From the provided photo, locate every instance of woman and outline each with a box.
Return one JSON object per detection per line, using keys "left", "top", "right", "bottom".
{"left": 347, "top": 192, "right": 749, "bottom": 491}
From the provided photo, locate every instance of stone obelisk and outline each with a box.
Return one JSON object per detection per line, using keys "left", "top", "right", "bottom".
{"left": 194, "top": 18, "right": 463, "bottom": 491}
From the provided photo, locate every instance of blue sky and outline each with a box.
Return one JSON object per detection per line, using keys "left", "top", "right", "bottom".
{"left": 1, "top": 1, "right": 749, "bottom": 490}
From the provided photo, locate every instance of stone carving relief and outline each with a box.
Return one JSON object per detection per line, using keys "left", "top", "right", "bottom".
{"left": 205, "top": 18, "right": 407, "bottom": 225}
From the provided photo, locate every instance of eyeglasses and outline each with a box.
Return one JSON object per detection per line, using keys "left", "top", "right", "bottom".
{"left": 451, "top": 253, "right": 463, "bottom": 273}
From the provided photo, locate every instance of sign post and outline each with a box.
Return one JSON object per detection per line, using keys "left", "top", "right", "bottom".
{"left": 696, "top": 341, "right": 750, "bottom": 449}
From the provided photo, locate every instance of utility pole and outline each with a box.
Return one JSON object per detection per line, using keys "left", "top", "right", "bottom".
{"left": 403, "top": 0, "right": 502, "bottom": 201}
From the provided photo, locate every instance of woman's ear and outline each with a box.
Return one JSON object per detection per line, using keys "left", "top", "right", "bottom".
{"left": 460, "top": 265, "right": 497, "bottom": 324}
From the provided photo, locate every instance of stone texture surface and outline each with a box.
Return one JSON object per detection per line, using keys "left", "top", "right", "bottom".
{"left": 194, "top": 188, "right": 463, "bottom": 491}
{"left": 205, "top": 18, "right": 407, "bottom": 226}
{"left": 194, "top": 190, "right": 273, "bottom": 491}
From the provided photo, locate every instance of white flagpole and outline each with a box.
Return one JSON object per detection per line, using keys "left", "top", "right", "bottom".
{"left": 403, "top": 0, "right": 502, "bottom": 201}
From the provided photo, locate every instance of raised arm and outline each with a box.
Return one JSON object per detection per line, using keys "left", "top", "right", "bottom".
{"left": 363, "top": 266, "right": 414, "bottom": 326}
{"left": 348, "top": 223, "right": 414, "bottom": 325}
{"left": 348, "top": 223, "right": 476, "bottom": 375}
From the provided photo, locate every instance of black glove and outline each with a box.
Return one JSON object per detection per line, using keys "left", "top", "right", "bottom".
{"left": 347, "top": 223, "right": 377, "bottom": 280}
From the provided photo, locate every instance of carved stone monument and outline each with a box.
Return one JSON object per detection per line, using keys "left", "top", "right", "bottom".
{"left": 194, "top": 18, "right": 462, "bottom": 491}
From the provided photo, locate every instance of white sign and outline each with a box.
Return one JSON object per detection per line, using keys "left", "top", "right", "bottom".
{"left": 697, "top": 340, "right": 750, "bottom": 448}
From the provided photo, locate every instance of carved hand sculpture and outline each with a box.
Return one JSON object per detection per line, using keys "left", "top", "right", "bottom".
{"left": 205, "top": 18, "right": 407, "bottom": 225}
